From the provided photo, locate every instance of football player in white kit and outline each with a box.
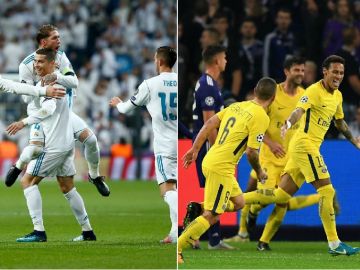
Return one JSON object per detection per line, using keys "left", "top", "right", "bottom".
{"left": 7, "top": 48, "right": 96, "bottom": 242}
{"left": 5, "top": 24, "right": 109, "bottom": 197}
{"left": 110, "top": 46, "right": 178, "bottom": 243}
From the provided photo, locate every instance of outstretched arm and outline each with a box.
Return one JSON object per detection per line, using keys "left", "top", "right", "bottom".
{"left": 334, "top": 118, "right": 360, "bottom": 149}
{"left": 0, "top": 78, "right": 65, "bottom": 98}
{"left": 109, "top": 96, "right": 136, "bottom": 113}
{"left": 7, "top": 99, "right": 57, "bottom": 135}
{"left": 281, "top": 107, "right": 305, "bottom": 138}
{"left": 182, "top": 115, "right": 221, "bottom": 168}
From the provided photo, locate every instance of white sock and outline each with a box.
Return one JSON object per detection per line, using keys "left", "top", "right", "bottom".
{"left": 16, "top": 144, "right": 43, "bottom": 169}
{"left": 24, "top": 185, "right": 44, "bottom": 231}
{"left": 329, "top": 239, "right": 341, "bottom": 249}
{"left": 164, "top": 190, "right": 178, "bottom": 238}
{"left": 82, "top": 134, "right": 100, "bottom": 179}
{"left": 64, "top": 187, "right": 92, "bottom": 231}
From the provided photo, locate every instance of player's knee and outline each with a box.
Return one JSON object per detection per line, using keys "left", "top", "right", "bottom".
{"left": 202, "top": 211, "right": 219, "bottom": 225}
{"left": 77, "top": 128, "right": 94, "bottom": 143}
{"left": 274, "top": 188, "right": 292, "bottom": 204}
{"left": 58, "top": 180, "right": 74, "bottom": 193}
{"left": 29, "top": 144, "right": 43, "bottom": 158}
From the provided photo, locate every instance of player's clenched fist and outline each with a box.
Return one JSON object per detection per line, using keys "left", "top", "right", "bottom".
{"left": 6, "top": 121, "right": 25, "bottom": 135}
{"left": 109, "top": 97, "right": 123, "bottom": 107}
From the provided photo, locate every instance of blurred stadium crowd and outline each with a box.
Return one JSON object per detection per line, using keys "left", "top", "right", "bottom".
{"left": 0, "top": 0, "right": 176, "bottom": 160}
{"left": 179, "top": 0, "right": 360, "bottom": 138}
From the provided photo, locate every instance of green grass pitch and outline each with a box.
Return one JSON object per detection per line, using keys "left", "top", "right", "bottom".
{"left": 179, "top": 241, "right": 360, "bottom": 269}
{"left": 0, "top": 180, "right": 176, "bottom": 269}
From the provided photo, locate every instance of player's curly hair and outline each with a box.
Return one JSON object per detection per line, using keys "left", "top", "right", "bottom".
{"left": 156, "top": 46, "right": 177, "bottom": 68}
{"left": 36, "top": 24, "right": 58, "bottom": 44}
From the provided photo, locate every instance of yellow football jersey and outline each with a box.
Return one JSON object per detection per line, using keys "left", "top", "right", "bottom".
{"left": 290, "top": 80, "right": 344, "bottom": 152}
{"left": 202, "top": 101, "right": 270, "bottom": 175}
{"left": 260, "top": 84, "right": 305, "bottom": 166}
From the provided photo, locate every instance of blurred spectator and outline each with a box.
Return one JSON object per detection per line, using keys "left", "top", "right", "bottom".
{"left": 322, "top": 0, "right": 360, "bottom": 58}
{"left": 3, "top": 36, "right": 24, "bottom": 73}
{"left": 303, "top": 60, "right": 318, "bottom": 88}
{"left": 212, "top": 12, "right": 241, "bottom": 99}
{"left": 336, "top": 26, "right": 360, "bottom": 121}
{"left": 263, "top": 8, "right": 297, "bottom": 82}
{"left": 236, "top": 17, "right": 263, "bottom": 100}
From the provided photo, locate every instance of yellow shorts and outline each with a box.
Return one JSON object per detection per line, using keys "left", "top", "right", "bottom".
{"left": 283, "top": 151, "right": 330, "bottom": 187}
{"left": 202, "top": 166, "right": 242, "bottom": 215}
{"left": 250, "top": 160, "right": 285, "bottom": 189}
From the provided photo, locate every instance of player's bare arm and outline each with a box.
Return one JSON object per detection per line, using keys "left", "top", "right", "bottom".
{"left": 281, "top": 107, "right": 305, "bottom": 138}
{"left": 182, "top": 114, "right": 221, "bottom": 168}
{"left": 45, "top": 83, "right": 66, "bottom": 98}
{"left": 202, "top": 110, "right": 217, "bottom": 145}
{"left": 263, "top": 134, "right": 286, "bottom": 158}
{"left": 334, "top": 118, "right": 360, "bottom": 149}
{"left": 246, "top": 146, "right": 267, "bottom": 183}
{"left": 42, "top": 73, "right": 57, "bottom": 86}
{"left": 6, "top": 121, "right": 25, "bottom": 135}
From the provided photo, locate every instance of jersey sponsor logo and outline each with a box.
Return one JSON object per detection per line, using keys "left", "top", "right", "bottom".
{"left": 205, "top": 96, "right": 215, "bottom": 106}
{"left": 256, "top": 134, "right": 264, "bottom": 142}
{"left": 300, "top": 96, "right": 308, "bottom": 103}
{"left": 317, "top": 117, "right": 331, "bottom": 127}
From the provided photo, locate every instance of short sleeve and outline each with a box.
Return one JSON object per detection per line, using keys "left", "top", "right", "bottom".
{"left": 247, "top": 112, "right": 270, "bottom": 149}
{"left": 216, "top": 107, "right": 228, "bottom": 121}
{"left": 334, "top": 91, "right": 344, "bottom": 120}
{"left": 198, "top": 84, "right": 218, "bottom": 111}
{"left": 296, "top": 86, "right": 318, "bottom": 111}
{"left": 130, "top": 80, "right": 150, "bottom": 106}
{"left": 19, "top": 63, "right": 34, "bottom": 85}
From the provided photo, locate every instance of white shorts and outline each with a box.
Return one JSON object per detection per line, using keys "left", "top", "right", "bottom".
{"left": 71, "top": 111, "right": 90, "bottom": 137}
{"left": 26, "top": 148, "right": 76, "bottom": 177}
{"left": 155, "top": 155, "right": 177, "bottom": 185}
{"left": 29, "top": 123, "right": 45, "bottom": 143}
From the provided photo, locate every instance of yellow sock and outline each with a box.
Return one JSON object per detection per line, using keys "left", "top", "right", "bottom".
{"left": 178, "top": 215, "right": 210, "bottom": 252}
{"left": 274, "top": 187, "right": 292, "bottom": 204}
{"left": 250, "top": 204, "right": 263, "bottom": 215}
{"left": 225, "top": 200, "right": 235, "bottom": 212}
{"left": 238, "top": 204, "right": 250, "bottom": 234}
{"left": 317, "top": 184, "right": 338, "bottom": 241}
{"left": 243, "top": 190, "right": 275, "bottom": 205}
{"left": 288, "top": 194, "right": 320, "bottom": 210}
{"left": 260, "top": 205, "right": 287, "bottom": 243}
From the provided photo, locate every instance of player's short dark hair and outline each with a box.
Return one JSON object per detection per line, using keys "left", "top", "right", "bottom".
{"left": 36, "top": 48, "right": 56, "bottom": 62}
{"left": 36, "top": 24, "right": 58, "bottom": 44}
{"left": 322, "top": 55, "right": 345, "bottom": 69}
{"left": 202, "top": 45, "right": 226, "bottom": 64}
{"left": 156, "top": 46, "right": 177, "bottom": 68}
{"left": 283, "top": 56, "right": 305, "bottom": 70}
{"left": 254, "top": 77, "right": 277, "bottom": 101}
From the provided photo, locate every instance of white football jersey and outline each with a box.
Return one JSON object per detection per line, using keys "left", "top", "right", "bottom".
{"left": 19, "top": 50, "right": 75, "bottom": 116}
{"left": 19, "top": 50, "right": 73, "bottom": 85}
{"left": 131, "top": 72, "right": 177, "bottom": 157}
{"left": 36, "top": 82, "right": 74, "bottom": 153}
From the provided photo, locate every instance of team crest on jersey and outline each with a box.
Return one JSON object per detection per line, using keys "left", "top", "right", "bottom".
{"left": 205, "top": 96, "right": 214, "bottom": 106}
{"left": 300, "top": 96, "right": 308, "bottom": 103}
{"left": 131, "top": 96, "right": 136, "bottom": 102}
{"left": 256, "top": 134, "right": 264, "bottom": 142}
